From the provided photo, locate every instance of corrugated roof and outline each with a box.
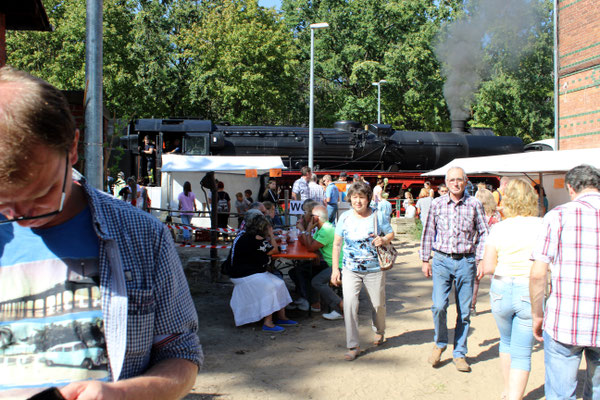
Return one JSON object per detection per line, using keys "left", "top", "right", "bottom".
{"left": 1, "top": 0, "right": 51, "bottom": 32}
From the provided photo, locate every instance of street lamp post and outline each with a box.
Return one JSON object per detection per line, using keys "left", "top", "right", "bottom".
{"left": 309, "top": 22, "right": 329, "bottom": 170}
{"left": 372, "top": 79, "right": 387, "bottom": 124}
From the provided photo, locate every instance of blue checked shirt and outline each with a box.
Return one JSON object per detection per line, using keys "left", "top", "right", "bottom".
{"left": 419, "top": 192, "right": 488, "bottom": 261}
{"left": 82, "top": 181, "right": 202, "bottom": 380}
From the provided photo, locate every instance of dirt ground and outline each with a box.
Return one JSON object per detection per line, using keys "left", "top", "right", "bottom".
{"left": 178, "top": 234, "right": 559, "bottom": 400}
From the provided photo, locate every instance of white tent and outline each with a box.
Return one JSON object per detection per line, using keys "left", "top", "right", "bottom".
{"left": 422, "top": 148, "right": 600, "bottom": 177}
{"left": 422, "top": 148, "right": 600, "bottom": 210}
{"left": 155, "top": 155, "right": 286, "bottom": 228}
{"left": 161, "top": 155, "right": 286, "bottom": 173}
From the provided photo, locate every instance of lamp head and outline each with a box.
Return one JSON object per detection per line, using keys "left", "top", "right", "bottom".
{"left": 310, "top": 22, "right": 329, "bottom": 29}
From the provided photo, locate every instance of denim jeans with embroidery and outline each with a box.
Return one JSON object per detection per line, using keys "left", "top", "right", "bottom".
{"left": 490, "top": 278, "right": 534, "bottom": 371}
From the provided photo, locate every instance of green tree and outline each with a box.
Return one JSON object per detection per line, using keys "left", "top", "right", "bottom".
{"left": 179, "top": 0, "right": 302, "bottom": 125}
{"left": 128, "top": 0, "right": 203, "bottom": 118}
{"left": 471, "top": 0, "right": 554, "bottom": 142}
{"left": 280, "top": 0, "right": 462, "bottom": 130}
{"left": 6, "top": 0, "right": 142, "bottom": 115}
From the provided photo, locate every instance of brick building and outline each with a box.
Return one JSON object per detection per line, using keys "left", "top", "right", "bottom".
{"left": 558, "top": 0, "right": 600, "bottom": 149}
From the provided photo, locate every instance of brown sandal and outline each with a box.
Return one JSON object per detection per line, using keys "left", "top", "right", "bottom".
{"left": 373, "top": 334, "right": 385, "bottom": 346}
{"left": 344, "top": 347, "right": 361, "bottom": 361}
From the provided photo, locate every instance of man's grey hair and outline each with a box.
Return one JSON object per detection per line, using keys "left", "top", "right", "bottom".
{"left": 249, "top": 202, "right": 264, "bottom": 210}
{"left": 310, "top": 174, "right": 319, "bottom": 183}
{"left": 323, "top": 174, "right": 332, "bottom": 183}
{"left": 565, "top": 164, "right": 600, "bottom": 193}
{"left": 312, "top": 205, "right": 328, "bottom": 222}
{"left": 445, "top": 166, "right": 467, "bottom": 181}
{"left": 302, "top": 199, "right": 319, "bottom": 213}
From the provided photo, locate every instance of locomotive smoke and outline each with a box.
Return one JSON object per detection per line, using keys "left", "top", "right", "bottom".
{"left": 435, "top": 0, "right": 538, "bottom": 121}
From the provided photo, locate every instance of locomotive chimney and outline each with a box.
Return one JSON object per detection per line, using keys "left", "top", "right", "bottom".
{"left": 451, "top": 120, "right": 467, "bottom": 134}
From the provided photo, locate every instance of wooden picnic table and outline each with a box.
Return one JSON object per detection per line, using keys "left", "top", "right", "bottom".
{"left": 271, "top": 239, "right": 319, "bottom": 316}
{"left": 271, "top": 239, "right": 319, "bottom": 260}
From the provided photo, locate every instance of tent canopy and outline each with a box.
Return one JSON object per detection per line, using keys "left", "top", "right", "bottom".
{"left": 161, "top": 155, "right": 286, "bottom": 173}
{"left": 422, "top": 148, "right": 600, "bottom": 177}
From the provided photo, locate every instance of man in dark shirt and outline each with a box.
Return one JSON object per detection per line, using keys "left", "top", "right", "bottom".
{"left": 140, "top": 135, "right": 156, "bottom": 184}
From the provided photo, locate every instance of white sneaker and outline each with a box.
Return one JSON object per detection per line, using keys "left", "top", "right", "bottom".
{"left": 295, "top": 298, "right": 310, "bottom": 311}
{"left": 323, "top": 310, "right": 343, "bottom": 320}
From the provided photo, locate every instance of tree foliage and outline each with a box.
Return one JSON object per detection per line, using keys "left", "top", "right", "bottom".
{"left": 280, "top": 0, "right": 463, "bottom": 130}
{"left": 179, "top": 0, "right": 303, "bottom": 124}
{"left": 471, "top": 0, "right": 554, "bottom": 141}
{"left": 5, "top": 0, "right": 553, "bottom": 143}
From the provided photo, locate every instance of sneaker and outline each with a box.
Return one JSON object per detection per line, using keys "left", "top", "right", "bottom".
{"left": 322, "top": 310, "right": 343, "bottom": 320}
{"left": 428, "top": 345, "right": 446, "bottom": 367}
{"left": 262, "top": 325, "right": 285, "bottom": 333}
{"left": 274, "top": 318, "right": 298, "bottom": 326}
{"left": 453, "top": 357, "right": 471, "bottom": 372}
{"left": 295, "top": 298, "right": 310, "bottom": 311}
{"left": 285, "top": 303, "right": 298, "bottom": 310}
{"left": 310, "top": 306, "right": 322, "bottom": 313}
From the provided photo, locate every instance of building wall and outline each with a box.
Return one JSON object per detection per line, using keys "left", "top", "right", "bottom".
{"left": 558, "top": 0, "right": 600, "bottom": 149}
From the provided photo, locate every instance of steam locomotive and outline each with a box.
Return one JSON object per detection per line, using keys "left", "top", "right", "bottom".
{"left": 119, "top": 118, "right": 523, "bottom": 183}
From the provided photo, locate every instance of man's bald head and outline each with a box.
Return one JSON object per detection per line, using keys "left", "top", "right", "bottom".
{"left": 0, "top": 66, "right": 76, "bottom": 185}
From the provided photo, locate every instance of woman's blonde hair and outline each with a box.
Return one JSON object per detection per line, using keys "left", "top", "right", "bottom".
{"left": 475, "top": 188, "right": 496, "bottom": 217}
{"left": 502, "top": 178, "right": 539, "bottom": 218}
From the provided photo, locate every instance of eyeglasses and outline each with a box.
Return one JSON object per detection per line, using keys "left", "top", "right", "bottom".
{"left": 0, "top": 151, "right": 69, "bottom": 225}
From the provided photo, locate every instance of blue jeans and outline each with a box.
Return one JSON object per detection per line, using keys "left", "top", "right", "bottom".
{"left": 327, "top": 204, "right": 338, "bottom": 225}
{"left": 431, "top": 252, "right": 475, "bottom": 358}
{"left": 544, "top": 331, "right": 600, "bottom": 399}
{"left": 490, "top": 278, "right": 534, "bottom": 371}
{"left": 180, "top": 214, "right": 192, "bottom": 240}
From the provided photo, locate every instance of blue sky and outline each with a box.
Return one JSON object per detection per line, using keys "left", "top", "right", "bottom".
{"left": 258, "top": 0, "right": 282, "bottom": 10}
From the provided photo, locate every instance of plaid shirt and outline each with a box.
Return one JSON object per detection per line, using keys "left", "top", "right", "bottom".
{"left": 82, "top": 181, "right": 202, "bottom": 380}
{"left": 309, "top": 181, "right": 325, "bottom": 204}
{"left": 292, "top": 177, "right": 310, "bottom": 201}
{"left": 531, "top": 192, "right": 600, "bottom": 347}
{"left": 419, "top": 193, "right": 488, "bottom": 261}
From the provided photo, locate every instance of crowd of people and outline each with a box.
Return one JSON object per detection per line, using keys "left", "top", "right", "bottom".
{"left": 3, "top": 66, "right": 600, "bottom": 400}
{"left": 217, "top": 162, "right": 600, "bottom": 400}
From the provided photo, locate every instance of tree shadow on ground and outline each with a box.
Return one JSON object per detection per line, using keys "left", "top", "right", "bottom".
{"left": 184, "top": 394, "right": 224, "bottom": 400}
{"left": 523, "top": 383, "right": 544, "bottom": 400}
{"left": 361, "top": 327, "right": 435, "bottom": 357}
{"left": 469, "top": 343, "right": 499, "bottom": 366}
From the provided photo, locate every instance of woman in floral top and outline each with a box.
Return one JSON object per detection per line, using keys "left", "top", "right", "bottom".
{"left": 331, "top": 181, "right": 394, "bottom": 360}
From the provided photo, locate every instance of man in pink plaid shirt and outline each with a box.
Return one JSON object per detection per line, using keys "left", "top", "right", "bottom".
{"left": 530, "top": 164, "right": 600, "bottom": 399}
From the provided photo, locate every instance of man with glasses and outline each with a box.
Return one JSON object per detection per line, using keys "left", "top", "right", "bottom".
{"left": 0, "top": 67, "right": 201, "bottom": 399}
{"left": 419, "top": 167, "right": 488, "bottom": 372}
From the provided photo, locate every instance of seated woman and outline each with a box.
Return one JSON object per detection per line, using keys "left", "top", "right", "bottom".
{"left": 227, "top": 213, "right": 297, "bottom": 332}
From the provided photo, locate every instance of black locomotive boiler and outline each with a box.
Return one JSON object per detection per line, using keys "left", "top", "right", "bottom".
{"left": 120, "top": 118, "right": 523, "bottom": 181}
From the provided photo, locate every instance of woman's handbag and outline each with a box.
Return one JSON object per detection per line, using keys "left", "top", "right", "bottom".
{"left": 373, "top": 211, "right": 398, "bottom": 271}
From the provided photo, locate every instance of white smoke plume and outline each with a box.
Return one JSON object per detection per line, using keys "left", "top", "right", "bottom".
{"left": 435, "top": 0, "right": 539, "bottom": 121}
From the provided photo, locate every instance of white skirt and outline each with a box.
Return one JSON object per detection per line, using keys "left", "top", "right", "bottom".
{"left": 230, "top": 272, "right": 292, "bottom": 326}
